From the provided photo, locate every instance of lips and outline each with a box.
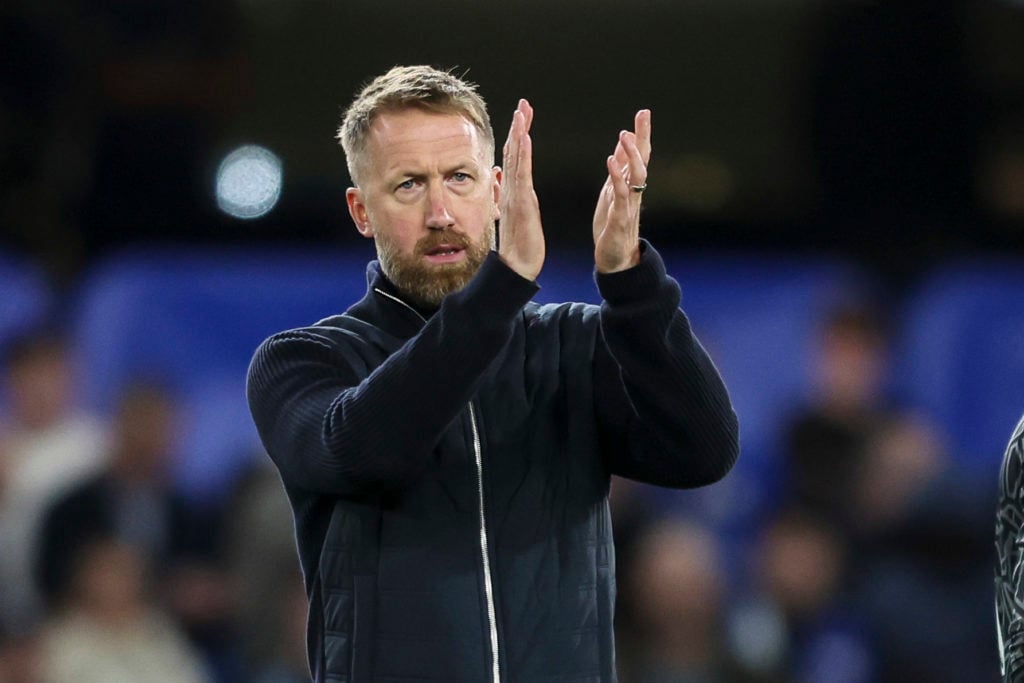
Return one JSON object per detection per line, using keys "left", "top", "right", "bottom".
{"left": 425, "top": 244, "right": 464, "bottom": 257}
{"left": 422, "top": 243, "right": 466, "bottom": 264}
{"left": 419, "top": 231, "right": 471, "bottom": 264}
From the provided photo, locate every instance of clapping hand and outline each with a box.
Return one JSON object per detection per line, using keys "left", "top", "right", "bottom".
{"left": 498, "top": 99, "right": 545, "bottom": 281}
{"left": 593, "top": 110, "right": 652, "bottom": 273}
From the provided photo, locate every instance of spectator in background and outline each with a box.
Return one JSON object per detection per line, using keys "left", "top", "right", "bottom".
{"left": 727, "top": 508, "right": 874, "bottom": 683}
{"left": 34, "top": 381, "right": 231, "bottom": 678}
{"left": 850, "top": 416, "right": 996, "bottom": 681}
{"left": 0, "top": 330, "right": 108, "bottom": 626}
{"left": 782, "top": 300, "right": 997, "bottom": 682}
{"left": 623, "top": 518, "right": 741, "bottom": 683}
{"left": 250, "top": 574, "right": 311, "bottom": 683}
{"left": 0, "top": 617, "right": 43, "bottom": 683}
{"left": 782, "top": 303, "right": 953, "bottom": 537}
{"left": 850, "top": 417, "right": 948, "bottom": 539}
{"left": 40, "top": 538, "right": 210, "bottom": 683}
{"left": 221, "top": 457, "right": 304, "bottom": 680}
{"left": 783, "top": 303, "right": 890, "bottom": 533}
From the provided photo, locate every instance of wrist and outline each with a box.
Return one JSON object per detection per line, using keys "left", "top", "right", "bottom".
{"left": 497, "top": 248, "right": 543, "bottom": 281}
{"left": 595, "top": 244, "right": 641, "bottom": 274}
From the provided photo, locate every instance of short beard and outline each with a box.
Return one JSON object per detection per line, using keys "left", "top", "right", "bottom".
{"left": 376, "top": 223, "right": 494, "bottom": 310}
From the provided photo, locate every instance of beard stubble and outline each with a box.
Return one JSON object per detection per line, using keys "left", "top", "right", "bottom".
{"left": 376, "top": 223, "right": 495, "bottom": 310}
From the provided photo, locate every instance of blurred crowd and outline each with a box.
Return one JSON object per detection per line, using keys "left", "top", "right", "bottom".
{"left": 610, "top": 304, "right": 997, "bottom": 682}
{"left": 0, "top": 330, "right": 308, "bottom": 682}
{"left": 0, "top": 299, "right": 999, "bottom": 683}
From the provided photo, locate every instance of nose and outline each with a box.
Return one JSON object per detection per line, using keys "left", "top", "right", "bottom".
{"left": 424, "top": 184, "right": 455, "bottom": 230}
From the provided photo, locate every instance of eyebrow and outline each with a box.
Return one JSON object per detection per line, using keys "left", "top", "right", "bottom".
{"left": 388, "top": 161, "right": 479, "bottom": 182}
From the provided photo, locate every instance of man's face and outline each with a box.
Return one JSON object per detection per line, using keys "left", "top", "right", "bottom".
{"left": 346, "top": 109, "right": 500, "bottom": 308}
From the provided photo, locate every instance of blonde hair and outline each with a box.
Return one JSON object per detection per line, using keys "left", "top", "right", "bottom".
{"left": 337, "top": 65, "right": 495, "bottom": 185}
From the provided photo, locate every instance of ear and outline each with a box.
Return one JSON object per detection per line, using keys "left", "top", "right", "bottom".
{"left": 491, "top": 166, "right": 502, "bottom": 221}
{"left": 346, "top": 187, "right": 373, "bottom": 238}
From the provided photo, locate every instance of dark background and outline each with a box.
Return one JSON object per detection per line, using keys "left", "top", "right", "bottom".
{"left": 3, "top": 0, "right": 1023, "bottom": 286}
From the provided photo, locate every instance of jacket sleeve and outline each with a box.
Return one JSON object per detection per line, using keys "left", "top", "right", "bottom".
{"left": 246, "top": 252, "right": 538, "bottom": 497}
{"left": 592, "top": 240, "right": 739, "bottom": 488}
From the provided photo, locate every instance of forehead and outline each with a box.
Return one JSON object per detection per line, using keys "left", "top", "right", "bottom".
{"left": 365, "top": 109, "right": 486, "bottom": 168}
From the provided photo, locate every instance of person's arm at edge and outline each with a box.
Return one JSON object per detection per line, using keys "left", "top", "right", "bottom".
{"left": 996, "top": 413, "right": 1024, "bottom": 682}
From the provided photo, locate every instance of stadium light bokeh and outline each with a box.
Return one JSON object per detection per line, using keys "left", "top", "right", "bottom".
{"left": 215, "top": 144, "right": 283, "bottom": 220}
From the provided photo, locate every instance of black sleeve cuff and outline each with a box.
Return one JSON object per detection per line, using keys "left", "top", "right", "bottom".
{"left": 452, "top": 250, "right": 540, "bottom": 319}
{"left": 594, "top": 240, "right": 672, "bottom": 307}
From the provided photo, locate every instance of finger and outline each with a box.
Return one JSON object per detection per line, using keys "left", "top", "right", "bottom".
{"left": 621, "top": 132, "right": 647, "bottom": 187}
{"left": 613, "top": 132, "right": 630, "bottom": 171}
{"left": 517, "top": 101, "right": 534, "bottom": 184}
{"left": 517, "top": 121, "right": 534, "bottom": 188}
{"left": 606, "top": 154, "right": 629, "bottom": 200}
{"left": 502, "top": 105, "right": 517, "bottom": 156}
{"left": 634, "top": 109, "right": 652, "bottom": 164}
{"left": 503, "top": 110, "right": 523, "bottom": 183}
{"left": 519, "top": 98, "right": 534, "bottom": 134}
{"left": 615, "top": 132, "right": 641, "bottom": 187}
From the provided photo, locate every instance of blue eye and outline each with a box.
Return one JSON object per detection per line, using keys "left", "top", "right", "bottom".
{"left": 397, "top": 179, "right": 416, "bottom": 191}
{"left": 451, "top": 172, "right": 470, "bottom": 182}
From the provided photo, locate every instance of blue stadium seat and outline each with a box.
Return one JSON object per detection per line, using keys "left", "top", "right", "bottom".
{"left": 0, "top": 251, "right": 51, "bottom": 351}
{"left": 71, "top": 244, "right": 375, "bottom": 501}
{"left": 0, "top": 251, "right": 52, "bottom": 420}
{"left": 896, "top": 260, "right": 1024, "bottom": 474}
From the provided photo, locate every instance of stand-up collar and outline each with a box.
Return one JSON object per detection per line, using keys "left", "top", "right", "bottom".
{"left": 344, "top": 260, "right": 433, "bottom": 340}
{"left": 343, "top": 252, "right": 540, "bottom": 341}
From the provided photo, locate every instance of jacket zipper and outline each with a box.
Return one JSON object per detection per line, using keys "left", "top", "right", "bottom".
{"left": 469, "top": 402, "right": 501, "bottom": 683}
{"left": 373, "top": 288, "right": 501, "bottom": 682}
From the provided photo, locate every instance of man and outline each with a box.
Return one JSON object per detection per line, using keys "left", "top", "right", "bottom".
{"left": 996, "top": 412, "right": 1024, "bottom": 682}
{"left": 247, "top": 65, "right": 738, "bottom": 682}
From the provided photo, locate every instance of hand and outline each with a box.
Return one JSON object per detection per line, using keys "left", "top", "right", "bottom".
{"left": 593, "top": 110, "right": 652, "bottom": 273}
{"left": 498, "top": 99, "right": 545, "bottom": 281}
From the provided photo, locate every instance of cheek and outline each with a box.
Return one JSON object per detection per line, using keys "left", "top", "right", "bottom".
{"left": 375, "top": 229, "right": 414, "bottom": 259}
{"left": 455, "top": 199, "right": 498, "bottom": 234}
{"left": 370, "top": 210, "right": 422, "bottom": 248}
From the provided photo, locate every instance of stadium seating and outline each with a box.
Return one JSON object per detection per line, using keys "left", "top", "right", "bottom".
{"left": 0, "top": 250, "right": 52, "bottom": 353}
{"left": 0, "top": 251, "right": 53, "bottom": 417}
{"left": 896, "top": 259, "right": 1024, "bottom": 475}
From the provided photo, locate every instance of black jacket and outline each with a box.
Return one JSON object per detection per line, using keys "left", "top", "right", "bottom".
{"left": 246, "top": 242, "right": 738, "bottom": 683}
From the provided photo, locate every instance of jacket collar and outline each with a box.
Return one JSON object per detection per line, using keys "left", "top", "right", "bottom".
{"left": 345, "top": 260, "right": 433, "bottom": 340}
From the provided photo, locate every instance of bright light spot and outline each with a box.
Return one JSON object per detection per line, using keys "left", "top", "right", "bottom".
{"left": 215, "top": 145, "right": 283, "bottom": 219}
